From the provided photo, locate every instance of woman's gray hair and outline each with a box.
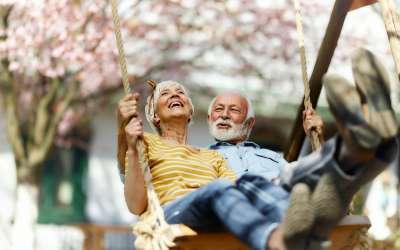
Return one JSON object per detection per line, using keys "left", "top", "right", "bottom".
{"left": 145, "top": 80, "right": 194, "bottom": 134}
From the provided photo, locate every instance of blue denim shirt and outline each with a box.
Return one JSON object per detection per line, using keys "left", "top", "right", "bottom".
{"left": 209, "top": 141, "right": 287, "bottom": 181}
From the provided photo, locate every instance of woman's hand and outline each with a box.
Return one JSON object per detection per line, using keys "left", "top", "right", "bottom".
{"left": 118, "top": 93, "right": 140, "bottom": 124}
{"left": 303, "top": 107, "right": 324, "bottom": 140}
{"left": 125, "top": 116, "right": 144, "bottom": 149}
{"left": 117, "top": 92, "right": 140, "bottom": 169}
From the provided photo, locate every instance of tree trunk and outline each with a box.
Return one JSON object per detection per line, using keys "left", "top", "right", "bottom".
{"left": 11, "top": 183, "right": 39, "bottom": 250}
{"left": 0, "top": 180, "right": 39, "bottom": 250}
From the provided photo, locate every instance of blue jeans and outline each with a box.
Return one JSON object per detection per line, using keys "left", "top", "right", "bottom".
{"left": 163, "top": 174, "right": 289, "bottom": 250}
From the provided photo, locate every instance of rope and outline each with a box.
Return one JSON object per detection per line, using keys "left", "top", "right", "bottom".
{"left": 380, "top": 0, "right": 400, "bottom": 80}
{"left": 292, "top": 0, "right": 321, "bottom": 151}
{"left": 110, "top": 0, "right": 131, "bottom": 94}
{"left": 110, "top": 0, "right": 177, "bottom": 249}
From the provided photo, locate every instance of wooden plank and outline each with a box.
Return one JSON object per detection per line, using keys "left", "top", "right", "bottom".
{"left": 284, "top": 0, "right": 355, "bottom": 162}
{"left": 173, "top": 232, "right": 248, "bottom": 250}
{"left": 71, "top": 215, "right": 370, "bottom": 249}
{"left": 173, "top": 215, "right": 370, "bottom": 250}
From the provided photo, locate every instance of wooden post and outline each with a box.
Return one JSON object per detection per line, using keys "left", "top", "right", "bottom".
{"left": 284, "top": 0, "right": 355, "bottom": 162}
{"left": 380, "top": 0, "right": 400, "bottom": 80}
{"left": 350, "top": 0, "right": 378, "bottom": 10}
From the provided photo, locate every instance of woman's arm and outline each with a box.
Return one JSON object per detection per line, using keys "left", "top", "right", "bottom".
{"left": 124, "top": 144, "right": 147, "bottom": 215}
{"left": 117, "top": 93, "right": 140, "bottom": 175}
{"left": 118, "top": 93, "right": 148, "bottom": 215}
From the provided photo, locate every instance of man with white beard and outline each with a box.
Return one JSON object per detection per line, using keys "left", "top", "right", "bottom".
{"left": 207, "top": 92, "right": 324, "bottom": 180}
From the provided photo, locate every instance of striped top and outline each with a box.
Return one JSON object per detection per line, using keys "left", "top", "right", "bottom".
{"left": 139, "top": 132, "right": 236, "bottom": 205}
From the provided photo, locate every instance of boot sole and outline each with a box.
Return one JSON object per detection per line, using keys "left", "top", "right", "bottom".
{"left": 351, "top": 48, "right": 398, "bottom": 139}
{"left": 324, "top": 74, "right": 381, "bottom": 150}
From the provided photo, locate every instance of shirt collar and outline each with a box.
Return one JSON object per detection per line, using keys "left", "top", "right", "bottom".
{"left": 209, "top": 140, "right": 260, "bottom": 149}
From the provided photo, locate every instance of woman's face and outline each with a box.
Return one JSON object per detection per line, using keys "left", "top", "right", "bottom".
{"left": 155, "top": 84, "right": 193, "bottom": 126}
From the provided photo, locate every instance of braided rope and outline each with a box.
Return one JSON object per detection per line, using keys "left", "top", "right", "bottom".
{"left": 380, "top": 0, "right": 400, "bottom": 80}
{"left": 292, "top": 0, "right": 321, "bottom": 151}
{"left": 110, "top": 0, "right": 131, "bottom": 94}
{"left": 110, "top": 0, "right": 176, "bottom": 249}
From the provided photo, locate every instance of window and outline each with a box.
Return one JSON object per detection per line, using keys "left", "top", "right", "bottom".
{"left": 38, "top": 146, "right": 87, "bottom": 224}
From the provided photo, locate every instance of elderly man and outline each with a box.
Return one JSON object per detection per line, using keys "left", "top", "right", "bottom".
{"left": 208, "top": 92, "right": 323, "bottom": 180}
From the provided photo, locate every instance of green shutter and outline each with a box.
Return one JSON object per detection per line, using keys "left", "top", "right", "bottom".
{"left": 38, "top": 147, "right": 88, "bottom": 224}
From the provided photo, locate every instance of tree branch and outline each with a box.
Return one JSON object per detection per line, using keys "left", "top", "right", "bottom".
{"left": 27, "top": 80, "right": 77, "bottom": 170}
{"left": 32, "top": 77, "right": 60, "bottom": 145}
{"left": 3, "top": 89, "right": 27, "bottom": 168}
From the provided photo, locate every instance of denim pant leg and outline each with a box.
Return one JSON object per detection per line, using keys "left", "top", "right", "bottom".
{"left": 280, "top": 136, "right": 348, "bottom": 191}
{"left": 163, "top": 179, "right": 280, "bottom": 250}
{"left": 236, "top": 174, "right": 289, "bottom": 222}
{"left": 280, "top": 136, "right": 398, "bottom": 192}
{"left": 163, "top": 179, "right": 230, "bottom": 231}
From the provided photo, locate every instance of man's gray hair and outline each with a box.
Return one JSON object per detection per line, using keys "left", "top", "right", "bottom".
{"left": 145, "top": 80, "right": 194, "bottom": 134}
{"left": 207, "top": 93, "right": 255, "bottom": 121}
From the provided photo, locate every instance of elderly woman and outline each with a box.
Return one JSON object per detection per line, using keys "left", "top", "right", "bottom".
{"left": 118, "top": 50, "right": 398, "bottom": 250}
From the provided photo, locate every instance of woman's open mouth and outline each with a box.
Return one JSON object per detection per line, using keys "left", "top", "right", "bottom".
{"left": 168, "top": 101, "right": 184, "bottom": 109}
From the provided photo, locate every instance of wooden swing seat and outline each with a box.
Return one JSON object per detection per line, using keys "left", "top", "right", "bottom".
{"left": 172, "top": 215, "right": 370, "bottom": 250}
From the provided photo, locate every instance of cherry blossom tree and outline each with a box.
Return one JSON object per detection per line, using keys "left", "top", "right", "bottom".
{"left": 123, "top": 0, "right": 329, "bottom": 95}
{"left": 0, "top": 0, "right": 120, "bottom": 183}
{"left": 0, "top": 0, "right": 121, "bottom": 248}
{"left": 1, "top": 0, "right": 371, "bottom": 248}
{"left": 0, "top": 0, "right": 329, "bottom": 185}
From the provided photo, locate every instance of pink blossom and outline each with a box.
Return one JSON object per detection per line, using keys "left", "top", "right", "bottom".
{"left": 2, "top": 0, "right": 375, "bottom": 139}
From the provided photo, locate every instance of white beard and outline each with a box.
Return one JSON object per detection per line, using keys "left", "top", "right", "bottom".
{"left": 209, "top": 118, "right": 250, "bottom": 142}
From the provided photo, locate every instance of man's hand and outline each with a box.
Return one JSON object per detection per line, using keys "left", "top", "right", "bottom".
{"left": 302, "top": 107, "right": 324, "bottom": 141}
{"left": 118, "top": 93, "right": 140, "bottom": 125}
{"left": 125, "top": 117, "right": 144, "bottom": 149}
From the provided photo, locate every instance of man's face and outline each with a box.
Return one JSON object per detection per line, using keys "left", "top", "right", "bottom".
{"left": 208, "top": 93, "right": 254, "bottom": 143}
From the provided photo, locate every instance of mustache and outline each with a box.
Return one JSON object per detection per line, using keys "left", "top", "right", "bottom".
{"left": 213, "top": 118, "right": 234, "bottom": 126}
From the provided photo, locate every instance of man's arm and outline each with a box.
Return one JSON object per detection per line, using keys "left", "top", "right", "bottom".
{"left": 117, "top": 93, "right": 147, "bottom": 215}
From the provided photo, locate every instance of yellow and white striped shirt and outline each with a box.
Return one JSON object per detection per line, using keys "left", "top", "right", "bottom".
{"left": 140, "top": 132, "right": 237, "bottom": 205}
